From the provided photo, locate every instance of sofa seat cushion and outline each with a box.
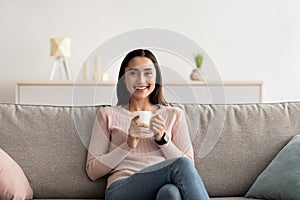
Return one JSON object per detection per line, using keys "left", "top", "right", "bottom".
{"left": 32, "top": 198, "right": 261, "bottom": 200}
{"left": 211, "top": 198, "right": 262, "bottom": 200}
{"left": 31, "top": 196, "right": 260, "bottom": 199}
{"left": 33, "top": 197, "right": 260, "bottom": 200}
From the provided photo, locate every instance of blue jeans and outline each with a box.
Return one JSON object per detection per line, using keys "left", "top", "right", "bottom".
{"left": 105, "top": 157, "right": 210, "bottom": 200}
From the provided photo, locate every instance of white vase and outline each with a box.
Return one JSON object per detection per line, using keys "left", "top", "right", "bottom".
{"left": 190, "top": 69, "right": 203, "bottom": 81}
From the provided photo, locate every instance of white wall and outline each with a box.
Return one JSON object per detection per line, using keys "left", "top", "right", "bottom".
{"left": 1, "top": 0, "right": 300, "bottom": 103}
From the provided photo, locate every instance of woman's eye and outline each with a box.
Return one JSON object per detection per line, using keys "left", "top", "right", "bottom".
{"left": 145, "top": 71, "right": 153, "bottom": 76}
{"left": 128, "top": 71, "right": 137, "bottom": 76}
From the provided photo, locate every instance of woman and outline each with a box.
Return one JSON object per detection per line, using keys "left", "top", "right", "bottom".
{"left": 86, "top": 49, "right": 210, "bottom": 200}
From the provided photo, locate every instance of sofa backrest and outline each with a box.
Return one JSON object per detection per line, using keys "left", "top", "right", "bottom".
{"left": 0, "top": 104, "right": 105, "bottom": 199}
{"left": 178, "top": 102, "right": 300, "bottom": 197}
{"left": 0, "top": 102, "right": 300, "bottom": 198}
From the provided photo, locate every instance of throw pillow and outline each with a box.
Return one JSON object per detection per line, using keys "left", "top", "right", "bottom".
{"left": 245, "top": 134, "right": 300, "bottom": 200}
{"left": 0, "top": 148, "right": 33, "bottom": 200}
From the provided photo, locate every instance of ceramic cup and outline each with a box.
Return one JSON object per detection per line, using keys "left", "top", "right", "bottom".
{"left": 133, "top": 111, "right": 157, "bottom": 138}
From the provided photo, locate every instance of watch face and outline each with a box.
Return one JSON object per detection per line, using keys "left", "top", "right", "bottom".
{"left": 163, "top": 133, "right": 169, "bottom": 142}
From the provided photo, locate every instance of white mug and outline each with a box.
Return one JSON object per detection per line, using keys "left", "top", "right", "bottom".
{"left": 133, "top": 111, "right": 158, "bottom": 138}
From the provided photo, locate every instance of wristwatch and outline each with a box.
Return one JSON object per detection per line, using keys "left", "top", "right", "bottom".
{"left": 155, "top": 132, "right": 169, "bottom": 145}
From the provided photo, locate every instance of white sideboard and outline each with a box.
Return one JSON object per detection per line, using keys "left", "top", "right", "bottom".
{"left": 16, "top": 81, "right": 263, "bottom": 106}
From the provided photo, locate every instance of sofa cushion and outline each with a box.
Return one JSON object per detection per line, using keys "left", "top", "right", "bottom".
{"left": 31, "top": 198, "right": 261, "bottom": 200}
{"left": 175, "top": 102, "right": 300, "bottom": 197}
{"left": 0, "top": 104, "right": 106, "bottom": 199}
{"left": 0, "top": 148, "right": 33, "bottom": 200}
{"left": 245, "top": 134, "right": 300, "bottom": 200}
{"left": 211, "top": 198, "right": 262, "bottom": 200}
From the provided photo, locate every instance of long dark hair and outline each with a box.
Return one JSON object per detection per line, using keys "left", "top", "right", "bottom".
{"left": 116, "top": 49, "right": 167, "bottom": 106}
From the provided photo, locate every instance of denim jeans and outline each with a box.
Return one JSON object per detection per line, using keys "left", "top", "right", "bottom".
{"left": 105, "top": 157, "right": 210, "bottom": 200}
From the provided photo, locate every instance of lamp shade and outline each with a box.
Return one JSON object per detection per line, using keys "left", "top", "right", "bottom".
{"left": 50, "top": 38, "right": 71, "bottom": 57}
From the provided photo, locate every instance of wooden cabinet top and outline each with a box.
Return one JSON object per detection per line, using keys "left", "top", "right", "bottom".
{"left": 16, "top": 81, "right": 263, "bottom": 86}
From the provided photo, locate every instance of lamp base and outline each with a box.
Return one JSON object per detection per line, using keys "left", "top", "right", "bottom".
{"left": 49, "top": 57, "right": 72, "bottom": 81}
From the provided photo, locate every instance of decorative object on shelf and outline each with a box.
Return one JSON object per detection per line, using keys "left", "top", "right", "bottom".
{"left": 49, "top": 38, "right": 72, "bottom": 81}
{"left": 93, "top": 57, "right": 100, "bottom": 81}
{"left": 100, "top": 73, "right": 108, "bottom": 81}
{"left": 190, "top": 53, "right": 204, "bottom": 81}
{"left": 83, "top": 61, "right": 89, "bottom": 81}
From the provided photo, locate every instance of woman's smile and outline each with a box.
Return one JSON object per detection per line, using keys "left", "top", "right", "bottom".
{"left": 134, "top": 85, "right": 150, "bottom": 92}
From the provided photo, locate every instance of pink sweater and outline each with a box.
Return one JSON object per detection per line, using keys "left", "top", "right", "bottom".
{"left": 86, "top": 105, "right": 194, "bottom": 189}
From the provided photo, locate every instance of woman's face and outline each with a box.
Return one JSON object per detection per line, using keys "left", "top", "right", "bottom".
{"left": 124, "top": 56, "right": 157, "bottom": 101}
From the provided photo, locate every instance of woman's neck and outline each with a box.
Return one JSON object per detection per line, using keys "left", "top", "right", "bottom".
{"left": 128, "top": 98, "right": 156, "bottom": 112}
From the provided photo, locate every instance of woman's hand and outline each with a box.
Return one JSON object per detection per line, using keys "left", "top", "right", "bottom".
{"left": 150, "top": 114, "right": 165, "bottom": 141}
{"left": 127, "top": 115, "right": 150, "bottom": 149}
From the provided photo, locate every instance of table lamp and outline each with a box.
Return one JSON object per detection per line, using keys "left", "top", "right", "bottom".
{"left": 49, "top": 38, "right": 72, "bottom": 80}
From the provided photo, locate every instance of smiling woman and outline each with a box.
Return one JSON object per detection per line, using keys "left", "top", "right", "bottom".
{"left": 86, "top": 49, "right": 210, "bottom": 200}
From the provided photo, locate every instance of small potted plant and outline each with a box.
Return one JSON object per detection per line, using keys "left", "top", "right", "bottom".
{"left": 190, "top": 53, "right": 203, "bottom": 81}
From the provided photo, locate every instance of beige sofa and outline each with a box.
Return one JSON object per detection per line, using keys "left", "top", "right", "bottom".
{"left": 1, "top": 102, "right": 300, "bottom": 199}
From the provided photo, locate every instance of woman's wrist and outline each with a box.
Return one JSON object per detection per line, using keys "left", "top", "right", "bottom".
{"left": 154, "top": 132, "right": 169, "bottom": 145}
{"left": 154, "top": 131, "right": 164, "bottom": 141}
{"left": 121, "top": 142, "right": 135, "bottom": 152}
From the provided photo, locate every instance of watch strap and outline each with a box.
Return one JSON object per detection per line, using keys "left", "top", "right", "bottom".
{"left": 155, "top": 132, "right": 169, "bottom": 145}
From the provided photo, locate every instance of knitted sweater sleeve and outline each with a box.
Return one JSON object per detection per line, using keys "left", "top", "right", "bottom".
{"left": 159, "top": 108, "right": 195, "bottom": 163}
{"left": 86, "top": 107, "right": 132, "bottom": 181}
